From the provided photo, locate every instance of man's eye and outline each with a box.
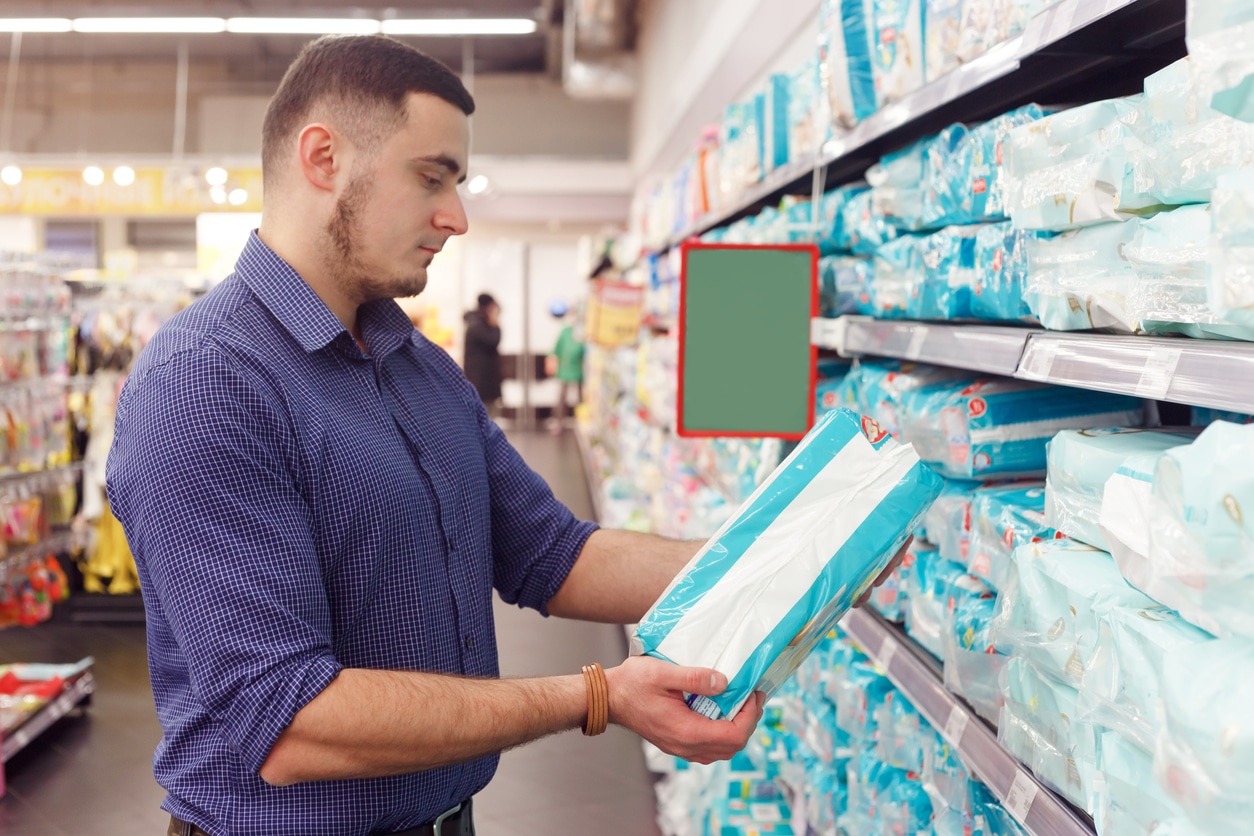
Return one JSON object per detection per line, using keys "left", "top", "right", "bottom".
{"left": 423, "top": 175, "right": 442, "bottom": 188}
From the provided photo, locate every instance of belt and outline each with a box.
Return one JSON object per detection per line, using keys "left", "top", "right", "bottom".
{"left": 167, "top": 799, "right": 474, "bottom": 836}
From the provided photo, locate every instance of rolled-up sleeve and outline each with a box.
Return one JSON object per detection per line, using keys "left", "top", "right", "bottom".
{"left": 106, "top": 348, "right": 342, "bottom": 774}
{"left": 474, "top": 400, "right": 598, "bottom": 615}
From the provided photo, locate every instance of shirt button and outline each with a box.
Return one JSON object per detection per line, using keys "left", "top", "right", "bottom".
{"left": 463, "top": 635, "right": 474, "bottom": 650}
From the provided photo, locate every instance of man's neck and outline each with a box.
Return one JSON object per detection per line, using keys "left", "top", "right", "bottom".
{"left": 256, "top": 220, "right": 361, "bottom": 340}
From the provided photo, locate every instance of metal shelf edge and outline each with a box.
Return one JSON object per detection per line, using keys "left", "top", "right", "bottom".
{"left": 572, "top": 424, "right": 604, "bottom": 525}
{"left": 839, "top": 609, "right": 1095, "bottom": 836}
{"left": 1, "top": 667, "right": 95, "bottom": 763}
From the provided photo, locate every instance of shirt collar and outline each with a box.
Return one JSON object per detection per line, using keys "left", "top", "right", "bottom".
{"left": 233, "top": 231, "right": 414, "bottom": 357}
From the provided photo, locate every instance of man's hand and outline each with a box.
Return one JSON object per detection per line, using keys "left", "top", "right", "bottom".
{"left": 604, "top": 656, "right": 764, "bottom": 765}
{"left": 854, "top": 536, "right": 913, "bottom": 609}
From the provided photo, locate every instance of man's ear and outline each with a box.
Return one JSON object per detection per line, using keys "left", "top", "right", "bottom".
{"left": 296, "top": 123, "right": 340, "bottom": 193}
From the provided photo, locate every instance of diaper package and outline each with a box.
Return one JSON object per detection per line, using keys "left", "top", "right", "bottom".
{"left": 922, "top": 478, "right": 983, "bottom": 564}
{"left": 869, "top": 0, "right": 926, "bottom": 108}
{"left": 1209, "top": 169, "right": 1254, "bottom": 331}
{"left": 820, "top": 255, "right": 874, "bottom": 318}
{"left": 1156, "top": 637, "right": 1254, "bottom": 834}
{"left": 843, "top": 186, "right": 904, "bottom": 255}
{"left": 1185, "top": 0, "right": 1254, "bottom": 123}
{"left": 866, "top": 535, "right": 924, "bottom": 622}
{"left": 973, "top": 223, "right": 1047, "bottom": 322}
{"left": 924, "top": 0, "right": 964, "bottom": 84}
{"left": 1025, "top": 219, "right": 1141, "bottom": 332}
{"left": 1004, "top": 98, "right": 1158, "bottom": 231}
{"left": 999, "top": 656, "right": 1100, "bottom": 814}
{"left": 1191, "top": 406, "right": 1254, "bottom": 426}
{"left": 869, "top": 234, "right": 921, "bottom": 319}
{"left": 1080, "top": 602, "right": 1213, "bottom": 753}
{"left": 1045, "top": 428, "right": 1199, "bottom": 551}
{"left": 921, "top": 124, "right": 975, "bottom": 228}
{"left": 991, "top": 539, "right": 1157, "bottom": 687}
{"left": 899, "top": 378, "right": 1145, "bottom": 480}
{"left": 910, "top": 225, "right": 980, "bottom": 320}
{"left": 632, "top": 408, "right": 944, "bottom": 720}
{"left": 820, "top": 0, "right": 878, "bottom": 130}
{"left": 965, "top": 482, "right": 1056, "bottom": 590}
{"left": 964, "top": 104, "right": 1048, "bottom": 222}
{"left": 1095, "top": 731, "right": 1189, "bottom": 836}
{"left": 868, "top": 140, "right": 930, "bottom": 231}
{"left": 856, "top": 359, "right": 972, "bottom": 440}
{"left": 904, "top": 547, "right": 991, "bottom": 659}
{"left": 941, "top": 592, "right": 1006, "bottom": 723}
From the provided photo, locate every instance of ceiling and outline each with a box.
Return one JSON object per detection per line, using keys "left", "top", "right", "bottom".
{"left": 0, "top": 2, "right": 562, "bottom": 77}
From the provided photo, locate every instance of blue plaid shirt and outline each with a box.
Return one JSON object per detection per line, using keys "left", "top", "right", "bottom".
{"left": 107, "top": 232, "right": 598, "bottom": 836}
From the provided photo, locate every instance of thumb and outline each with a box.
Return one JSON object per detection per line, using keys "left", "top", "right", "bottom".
{"left": 669, "top": 666, "right": 729, "bottom": 697}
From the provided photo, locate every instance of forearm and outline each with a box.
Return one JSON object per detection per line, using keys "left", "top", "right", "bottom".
{"left": 546, "top": 529, "right": 701, "bottom": 624}
{"left": 260, "top": 668, "right": 585, "bottom": 786}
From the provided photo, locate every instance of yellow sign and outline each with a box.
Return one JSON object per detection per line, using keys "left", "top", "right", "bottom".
{"left": 586, "top": 280, "right": 644, "bottom": 348}
{"left": 0, "top": 167, "right": 264, "bottom": 215}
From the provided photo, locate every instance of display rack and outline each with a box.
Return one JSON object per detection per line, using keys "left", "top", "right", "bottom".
{"left": 655, "top": 0, "right": 1184, "bottom": 254}
{"left": 0, "top": 659, "right": 95, "bottom": 797}
{"left": 840, "top": 609, "right": 1093, "bottom": 836}
{"left": 814, "top": 315, "right": 1254, "bottom": 415}
{"left": 573, "top": 423, "right": 604, "bottom": 525}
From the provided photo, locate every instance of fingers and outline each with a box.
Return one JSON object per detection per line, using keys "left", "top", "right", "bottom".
{"left": 669, "top": 666, "right": 729, "bottom": 697}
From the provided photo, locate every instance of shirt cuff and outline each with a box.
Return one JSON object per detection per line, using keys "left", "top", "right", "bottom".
{"left": 234, "top": 653, "right": 344, "bottom": 774}
{"left": 531, "top": 519, "right": 600, "bottom": 617}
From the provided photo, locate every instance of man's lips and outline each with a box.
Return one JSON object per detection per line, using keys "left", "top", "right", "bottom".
{"left": 419, "top": 245, "right": 441, "bottom": 255}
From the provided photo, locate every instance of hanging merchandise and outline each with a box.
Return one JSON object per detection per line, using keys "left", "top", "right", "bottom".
{"left": 632, "top": 408, "right": 943, "bottom": 720}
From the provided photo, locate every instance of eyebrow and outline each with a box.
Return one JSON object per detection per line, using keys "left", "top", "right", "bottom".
{"left": 412, "top": 154, "right": 466, "bottom": 183}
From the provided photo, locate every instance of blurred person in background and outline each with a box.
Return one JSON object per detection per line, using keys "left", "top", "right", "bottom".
{"left": 463, "top": 292, "right": 503, "bottom": 418}
{"left": 545, "top": 300, "right": 584, "bottom": 435}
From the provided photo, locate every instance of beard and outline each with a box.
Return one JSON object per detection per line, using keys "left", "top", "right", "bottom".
{"left": 323, "top": 171, "right": 429, "bottom": 302}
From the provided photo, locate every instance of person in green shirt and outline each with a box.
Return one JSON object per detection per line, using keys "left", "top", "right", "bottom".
{"left": 545, "top": 300, "right": 585, "bottom": 435}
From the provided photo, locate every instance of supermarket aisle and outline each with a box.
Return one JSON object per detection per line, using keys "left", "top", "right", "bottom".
{"left": 0, "top": 430, "right": 659, "bottom": 836}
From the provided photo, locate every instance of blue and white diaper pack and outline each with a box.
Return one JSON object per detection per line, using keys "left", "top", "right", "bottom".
{"left": 1025, "top": 220, "right": 1141, "bottom": 332}
{"left": 965, "top": 482, "right": 1055, "bottom": 590}
{"left": 942, "top": 592, "right": 1006, "bottom": 723}
{"left": 632, "top": 408, "right": 943, "bottom": 720}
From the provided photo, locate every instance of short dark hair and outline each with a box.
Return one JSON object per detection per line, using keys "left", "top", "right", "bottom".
{"left": 477, "top": 293, "right": 496, "bottom": 310}
{"left": 262, "top": 35, "right": 475, "bottom": 183}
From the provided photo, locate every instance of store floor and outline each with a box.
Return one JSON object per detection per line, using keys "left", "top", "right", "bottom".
{"left": 0, "top": 429, "right": 661, "bottom": 836}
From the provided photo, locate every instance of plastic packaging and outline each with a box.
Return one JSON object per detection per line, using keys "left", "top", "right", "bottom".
{"left": 973, "top": 223, "right": 1047, "bottom": 322}
{"left": 868, "top": 234, "right": 921, "bottom": 319}
{"left": 855, "top": 359, "right": 972, "bottom": 440}
{"left": 1094, "top": 731, "right": 1189, "bottom": 836}
{"left": 820, "top": 0, "right": 878, "bottom": 130}
{"left": 964, "top": 104, "right": 1049, "bottom": 222}
{"left": 632, "top": 408, "right": 943, "bottom": 720}
{"left": 910, "top": 225, "right": 981, "bottom": 320}
{"left": 869, "top": 0, "right": 926, "bottom": 108}
{"left": 904, "top": 547, "right": 990, "bottom": 660}
{"left": 1004, "top": 97, "right": 1159, "bottom": 231}
{"left": 999, "top": 656, "right": 1100, "bottom": 814}
{"left": 1156, "top": 636, "right": 1254, "bottom": 835}
{"left": 1185, "top": 0, "right": 1254, "bottom": 123}
{"left": 1025, "top": 219, "right": 1141, "bottom": 332}
{"left": 866, "top": 536, "right": 918, "bottom": 622}
{"left": 965, "top": 482, "right": 1056, "bottom": 590}
{"left": 991, "top": 539, "right": 1156, "bottom": 687}
{"left": 1045, "top": 428, "right": 1199, "bottom": 551}
{"left": 1208, "top": 169, "right": 1254, "bottom": 331}
{"left": 899, "top": 378, "right": 1145, "bottom": 480}
{"left": 942, "top": 592, "right": 1007, "bottom": 723}
{"left": 842, "top": 186, "right": 903, "bottom": 255}
{"left": 924, "top": 0, "right": 964, "bottom": 84}
{"left": 819, "top": 255, "right": 873, "bottom": 318}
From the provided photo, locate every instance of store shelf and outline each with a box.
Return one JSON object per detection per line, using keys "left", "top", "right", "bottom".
{"left": 840, "top": 609, "right": 1094, "bottom": 836}
{"left": 815, "top": 316, "right": 1254, "bottom": 415}
{"left": 573, "top": 423, "right": 604, "bottom": 525}
{"left": 0, "top": 530, "right": 75, "bottom": 579}
{"left": 1, "top": 661, "right": 94, "bottom": 781}
{"left": 0, "top": 462, "right": 83, "bottom": 489}
{"left": 653, "top": 0, "right": 1183, "bottom": 253}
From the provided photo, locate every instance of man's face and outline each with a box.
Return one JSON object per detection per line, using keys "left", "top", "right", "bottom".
{"left": 323, "top": 92, "right": 470, "bottom": 304}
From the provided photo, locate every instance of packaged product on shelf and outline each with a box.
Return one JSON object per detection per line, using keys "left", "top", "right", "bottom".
{"left": 855, "top": 358, "right": 972, "bottom": 440}
{"left": 963, "top": 104, "right": 1048, "bottom": 223}
{"left": 1156, "top": 636, "right": 1254, "bottom": 835}
{"left": 831, "top": 657, "right": 895, "bottom": 741}
{"left": 1185, "top": 0, "right": 1254, "bottom": 123}
{"left": 955, "top": 0, "right": 995, "bottom": 62}
{"left": 875, "top": 689, "right": 926, "bottom": 772}
{"left": 788, "top": 59, "right": 826, "bottom": 162}
{"left": 1094, "top": 730, "right": 1189, "bottom": 836}
{"left": 869, "top": 0, "right": 926, "bottom": 108}
{"left": 819, "top": 182, "right": 871, "bottom": 253}
{"left": 920, "top": 123, "right": 974, "bottom": 228}
{"left": 903, "top": 546, "right": 990, "bottom": 659}
{"left": 866, "top": 536, "right": 920, "bottom": 622}
{"left": 999, "top": 656, "right": 1100, "bottom": 814}
{"left": 819, "top": 255, "right": 873, "bottom": 318}
{"left": 1003, "top": 97, "right": 1158, "bottom": 231}
{"left": 922, "top": 729, "right": 973, "bottom": 831}
{"left": 842, "top": 186, "right": 903, "bottom": 255}
{"left": 922, "top": 478, "right": 983, "bottom": 564}
{"left": 765, "top": 74, "right": 792, "bottom": 173}
{"left": 991, "top": 539, "right": 1156, "bottom": 687}
{"left": 1080, "top": 602, "right": 1213, "bottom": 755}
{"left": 924, "top": 0, "right": 964, "bottom": 84}
{"left": 867, "top": 139, "right": 930, "bottom": 231}
{"left": 1190, "top": 406, "right": 1254, "bottom": 426}
{"left": 911, "top": 224, "right": 981, "bottom": 320}
{"left": 819, "top": 0, "right": 878, "bottom": 130}
{"left": 868, "top": 234, "right": 921, "bottom": 319}
{"left": 1024, "top": 219, "right": 1141, "bottom": 332}
{"left": 631, "top": 408, "right": 944, "bottom": 720}
{"left": 1126, "top": 203, "right": 1254, "bottom": 340}
{"left": 816, "top": 360, "right": 861, "bottom": 420}
{"left": 965, "top": 482, "right": 1055, "bottom": 590}
{"left": 1208, "top": 169, "right": 1254, "bottom": 331}
{"left": 941, "top": 592, "right": 1006, "bottom": 723}
{"left": 898, "top": 377, "right": 1144, "bottom": 480}
{"left": 973, "top": 222, "right": 1048, "bottom": 323}
{"left": 1045, "top": 428, "right": 1198, "bottom": 551}
{"left": 843, "top": 750, "right": 934, "bottom": 835}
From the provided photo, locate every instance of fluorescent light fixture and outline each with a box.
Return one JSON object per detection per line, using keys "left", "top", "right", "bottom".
{"left": 113, "top": 166, "right": 136, "bottom": 186}
{"left": 381, "top": 18, "right": 537, "bottom": 36}
{"left": 228, "top": 188, "right": 248, "bottom": 206}
{"left": 210, "top": 185, "right": 228, "bottom": 205}
{"left": 0, "top": 165, "right": 21, "bottom": 186}
{"left": 227, "top": 18, "right": 380, "bottom": 35}
{"left": 82, "top": 166, "right": 105, "bottom": 186}
{"left": 466, "top": 175, "right": 489, "bottom": 195}
{"left": 0, "top": 19, "right": 73, "bottom": 33}
{"left": 73, "top": 17, "right": 227, "bottom": 33}
{"left": 205, "top": 167, "right": 228, "bottom": 186}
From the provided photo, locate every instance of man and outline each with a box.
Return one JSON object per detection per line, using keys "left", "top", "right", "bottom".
{"left": 544, "top": 300, "right": 584, "bottom": 435}
{"left": 107, "top": 35, "right": 898, "bottom": 836}
{"left": 462, "top": 293, "right": 503, "bottom": 417}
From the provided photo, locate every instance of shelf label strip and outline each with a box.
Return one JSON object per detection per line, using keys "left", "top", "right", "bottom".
{"left": 1005, "top": 768, "right": 1040, "bottom": 825}
{"left": 942, "top": 705, "right": 970, "bottom": 747}
{"left": 1134, "top": 346, "right": 1182, "bottom": 400}
{"left": 877, "top": 635, "right": 899, "bottom": 672}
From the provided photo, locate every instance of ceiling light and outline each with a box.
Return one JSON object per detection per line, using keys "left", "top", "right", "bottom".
{"left": 466, "top": 175, "right": 489, "bottom": 195}
{"left": 0, "top": 19, "right": 73, "bottom": 33}
{"left": 226, "top": 18, "right": 381, "bottom": 35}
{"left": 381, "top": 18, "right": 537, "bottom": 36}
{"left": 82, "top": 166, "right": 104, "bottom": 186}
{"left": 228, "top": 188, "right": 248, "bottom": 206}
{"left": 205, "top": 167, "right": 228, "bottom": 186}
{"left": 0, "top": 166, "right": 21, "bottom": 186}
{"left": 73, "top": 17, "right": 227, "bottom": 34}
{"left": 112, "top": 166, "right": 136, "bottom": 186}
{"left": 209, "top": 185, "right": 227, "bottom": 204}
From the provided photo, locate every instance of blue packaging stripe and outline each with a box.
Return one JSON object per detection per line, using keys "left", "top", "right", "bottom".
{"left": 633, "top": 410, "right": 864, "bottom": 654}
{"left": 708, "top": 460, "right": 943, "bottom": 716}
